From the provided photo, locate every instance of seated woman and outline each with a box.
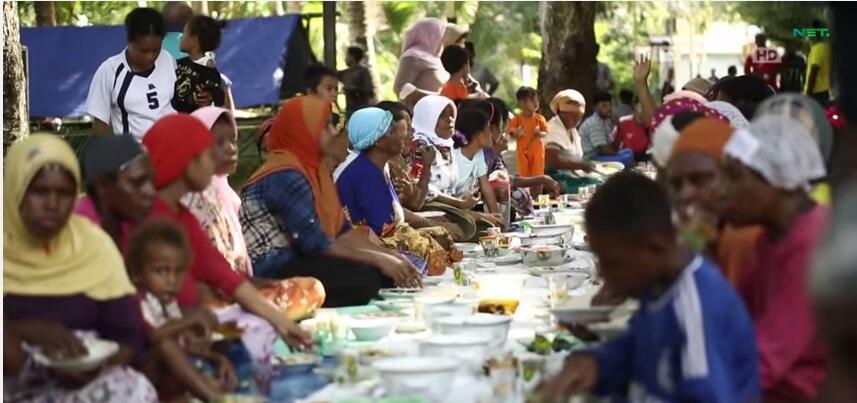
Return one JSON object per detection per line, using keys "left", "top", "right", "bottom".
{"left": 184, "top": 106, "right": 325, "bottom": 319}
{"left": 543, "top": 90, "right": 600, "bottom": 194}
{"left": 405, "top": 95, "right": 493, "bottom": 241}
{"left": 239, "top": 96, "right": 422, "bottom": 305}
{"left": 716, "top": 116, "right": 829, "bottom": 401}
{"left": 4, "top": 135, "right": 157, "bottom": 402}
{"left": 451, "top": 108, "right": 504, "bottom": 229}
{"left": 335, "top": 107, "right": 462, "bottom": 276}
{"left": 379, "top": 101, "right": 466, "bottom": 241}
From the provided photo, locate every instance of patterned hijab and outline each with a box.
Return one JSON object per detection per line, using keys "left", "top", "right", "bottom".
{"left": 244, "top": 96, "right": 345, "bottom": 237}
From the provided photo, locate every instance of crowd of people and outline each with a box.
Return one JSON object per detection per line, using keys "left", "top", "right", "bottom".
{"left": 3, "top": 3, "right": 852, "bottom": 403}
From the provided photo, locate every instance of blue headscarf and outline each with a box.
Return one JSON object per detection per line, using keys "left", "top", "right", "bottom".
{"left": 347, "top": 107, "right": 394, "bottom": 151}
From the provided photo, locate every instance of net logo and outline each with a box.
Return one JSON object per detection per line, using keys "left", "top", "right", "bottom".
{"left": 751, "top": 47, "right": 781, "bottom": 64}
{"left": 793, "top": 28, "right": 830, "bottom": 38}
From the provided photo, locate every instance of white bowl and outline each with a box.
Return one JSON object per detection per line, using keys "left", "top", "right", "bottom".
{"left": 348, "top": 318, "right": 397, "bottom": 341}
{"left": 530, "top": 223, "right": 574, "bottom": 237}
{"left": 550, "top": 305, "right": 615, "bottom": 325}
{"left": 419, "top": 334, "right": 493, "bottom": 374}
{"left": 372, "top": 356, "right": 458, "bottom": 402}
{"left": 521, "top": 245, "right": 568, "bottom": 267}
{"left": 553, "top": 271, "right": 590, "bottom": 290}
{"left": 32, "top": 338, "right": 119, "bottom": 373}
{"left": 422, "top": 300, "right": 477, "bottom": 330}
{"left": 433, "top": 314, "right": 512, "bottom": 348}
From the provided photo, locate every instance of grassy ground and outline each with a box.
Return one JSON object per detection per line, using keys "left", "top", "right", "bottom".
{"left": 39, "top": 117, "right": 270, "bottom": 192}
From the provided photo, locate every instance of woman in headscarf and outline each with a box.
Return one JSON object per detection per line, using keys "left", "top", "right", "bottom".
{"left": 714, "top": 115, "right": 829, "bottom": 402}
{"left": 393, "top": 18, "right": 449, "bottom": 94}
{"left": 543, "top": 90, "right": 600, "bottom": 193}
{"left": 407, "top": 95, "right": 483, "bottom": 241}
{"left": 183, "top": 106, "right": 325, "bottom": 319}
{"left": 335, "top": 107, "right": 463, "bottom": 275}
{"left": 380, "top": 101, "right": 468, "bottom": 241}
{"left": 754, "top": 93, "right": 834, "bottom": 205}
{"left": 650, "top": 98, "right": 729, "bottom": 170}
{"left": 443, "top": 23, "right": 468, "bottom": 48}
{"left": 4, "top": 135, "right": 157, "bottom": 402}
{"left": 240, "top": 96, "right": 422, "bottom": 305}
{"left": 664, "top": 118, "right": 761, "bottom": 285}
{"left": 705, "top": 100, "right": 750, "bottom": 129}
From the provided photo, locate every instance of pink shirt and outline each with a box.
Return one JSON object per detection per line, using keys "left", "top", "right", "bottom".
{"left": 74, "top": 196, "right": 132, "bottom": 246}
{"left": 738, "top": 205, "right": 829, "bottom": 401}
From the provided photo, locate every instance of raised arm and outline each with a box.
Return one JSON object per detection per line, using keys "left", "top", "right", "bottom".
{"left": 633, "top": 55, "right": 656, "bottom": 127}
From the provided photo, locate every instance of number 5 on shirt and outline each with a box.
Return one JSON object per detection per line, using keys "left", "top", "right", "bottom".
{"left": 147, "top": 91, "right": 159, "bottom": 110}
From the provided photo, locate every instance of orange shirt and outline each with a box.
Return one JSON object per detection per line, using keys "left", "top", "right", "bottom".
{"left": 508, "top": 113, "right": 548, "bottom": 151}
{"left": 440, "top": 80, "right": 469, "bottom": 101}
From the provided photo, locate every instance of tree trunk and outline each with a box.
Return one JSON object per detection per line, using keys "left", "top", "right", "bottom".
{"left": 271, "top": 1, "right": 284, "bottom": 16}
{"left": 286, "top": 1, "right": 302, "bottom": 14}
{"left": 192, "top": 0, "right": 209, "bottom": 15}
{"left": 346, "top": 1, "right": 382, "bottom": 104}
{"left": 537, "top": 1, "right": 597, "bottom": 116}
{"left": 34, "top": 1, "right": 57, "bottom": 26}
{"left": 4, "top": 0, "right": 29, "bottom": 153}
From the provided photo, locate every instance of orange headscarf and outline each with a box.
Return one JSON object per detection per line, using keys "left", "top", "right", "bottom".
{"left": 244, "top": 97, "right": 345, "bottom": 237}
{"left": 670, "top": 118, "right": 733, "bottom": 161}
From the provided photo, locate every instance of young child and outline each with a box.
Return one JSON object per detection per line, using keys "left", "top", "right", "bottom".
{"left": 172, "top": 15, "right": 226, "bottom": 113}
{"left": 129, "top": 220, "right": 238, "bottom": 402}
{"left": 536, "top": 172, "right": 760, "bottom": 403}
{"left": 440, "top": 45, "right": 486, "bottom": 101}
{"left": 508, "top": 87, "right": 549, "bottom": 195}
{"left": 303, "top": 64, "right": 339, "bottom": 103}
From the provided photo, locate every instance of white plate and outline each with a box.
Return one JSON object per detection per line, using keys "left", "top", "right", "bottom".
{"left": 551, "top": 305, "right": 615, "bottom": 324}
{"left": 32, "top": 338, "right": 119, "bottom": 373}
{"left": 415, "top": 211, "right": 446, "bottom": 218}
{"left": 379, "top": 288, "right": 424, "bottom": 300}
{"left": 422, "top": 276, "right": 444, "bottom": 286}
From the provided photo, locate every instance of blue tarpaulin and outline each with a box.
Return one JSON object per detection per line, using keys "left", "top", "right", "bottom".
{"left": 21, "top": 15, "right": 300, "bottom": 118}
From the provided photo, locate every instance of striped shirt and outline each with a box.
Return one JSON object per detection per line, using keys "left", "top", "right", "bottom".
{"left": 86, "top": 49, "right": 177, "bottom": 142}
{"left": 578, "top": 113, "right": 616, "bottom": 159}
{"left": 239, "top": 170, "right": 336, "bottom": 278}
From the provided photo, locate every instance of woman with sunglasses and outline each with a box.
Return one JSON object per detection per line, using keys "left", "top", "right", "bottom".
{"left": 240, "top": 97, "right": 421, "bottom": 307}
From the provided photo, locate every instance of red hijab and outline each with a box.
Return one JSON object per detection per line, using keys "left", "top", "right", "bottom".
{"left": 244, "top": 97, "right": 345, "bottom": 237}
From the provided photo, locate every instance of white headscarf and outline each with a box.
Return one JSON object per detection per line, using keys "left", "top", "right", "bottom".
{"left": 412, "top": 95, "right": 456, "bottom": 148}
{"left": 724, "top": 115, "right": 826, "bottom": 192}
{"left": 705, "top": 101, "right": 750, "bottom": 129}
{"left": 651, "top": 115, "right": 680, "bottom": 168}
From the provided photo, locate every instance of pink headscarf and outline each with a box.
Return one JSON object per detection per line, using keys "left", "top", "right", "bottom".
{"left": 190, "top": 106, "right": 242, "bottom": 217}
{"left": 663, "top": 89, "right": 709, "bottom": 105}
{"left": 402, "top": 18, "right": 446, "bottom": 62}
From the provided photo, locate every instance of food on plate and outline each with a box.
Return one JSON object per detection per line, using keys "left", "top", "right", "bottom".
{"left": 214, "top": 322, "right": 243, "bottom": 340}
{"left": 477, "top": 299, "right": 520, "bottom": 315}
{"left": 522, "top": 333, "right": 580, "bottom": 355}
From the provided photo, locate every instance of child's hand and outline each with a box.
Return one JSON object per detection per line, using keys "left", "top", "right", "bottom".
{"left": 194, "top": 85, "right": 214, "bottom": 107}
{"left": 186, "top": 308, "right": 218, "bottom": 336}
{"left": 420, "top": 146, "right": 436, "bottom": 166}
{"left": 538, "top": 130, "right": 549, "bottom": 138}
{"left": 512, "top": 125, "right": 525, "bottom": 139}
{"left": 534, "top": 353, "right": 598, "bottom": 401}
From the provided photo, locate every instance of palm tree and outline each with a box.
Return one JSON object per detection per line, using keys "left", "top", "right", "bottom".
{"left": 537, "top": 1, "right": 597, "bottom": 115}
{"left": 4, "top": 0, "right": 29, "bottom": 152}
{"left": 346, "top": 1, "right": 382, "bottom": 103}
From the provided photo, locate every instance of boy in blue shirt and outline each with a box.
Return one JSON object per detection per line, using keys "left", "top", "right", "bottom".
{"left": 536, "top": 172, "right": 760, "bottom": 403}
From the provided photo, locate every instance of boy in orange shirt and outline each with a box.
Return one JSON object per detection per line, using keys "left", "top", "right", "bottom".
{"left": 440, "top": 45, "right": 485, "bottom": 101}
{"left": 509, "top": 86, "right": 549, "bottom": 195}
